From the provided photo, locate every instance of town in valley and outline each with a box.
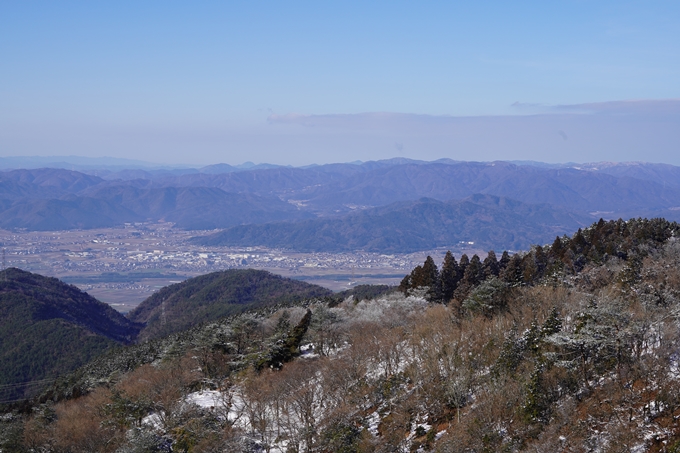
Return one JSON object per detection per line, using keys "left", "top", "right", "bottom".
{"left": 0, "top": 222, "right": 482, "bottom": 312}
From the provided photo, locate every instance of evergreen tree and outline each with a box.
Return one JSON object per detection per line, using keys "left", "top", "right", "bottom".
{"left": 422, "top": 256, "right": 441, "bottom": 301}
{"left": 570, "top": 228, "right": 588, "bottom": 255}
{"left": 499, "top": 250, "right": 511, "bottom": 270}
{"left": 458, "top": 254, "right": 470, "bottom": 280}
{"left": 541, "top": 307, "right": 562, "bottom": 336}
{"left": 450, "top": 254, "right": 474, "bottom": 301}
{"left": 550, "top": 236, "right": 564, "bottom": 260}
{"left": 399, "top": 256, "right": 440, "bottom": 299}
{"left": 398, "top": 274, "right": 412, "bottom": 294}
{"left": 534, "top": 245, "right": 548, "bottom": 278}
{"left": 440, "top": 251, "right": 461, "bottom": 302}
{"left": 462, "top": 254, "right": 483, "bottom": 287}
{"left": 422, "top": 256, "right": 440, "bottom": 288}
{"left": 501, "top": 254, "right": 524, "bottom": 286}
{"left": 410, "top": 265, "right": 426, "bottom": 287}
{"left": 483, "top": 250, "right": 500, "bottom": 278}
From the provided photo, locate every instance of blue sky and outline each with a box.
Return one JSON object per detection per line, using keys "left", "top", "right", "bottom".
{"left": 1, "top": 1, "right": 679, "bottom": 166}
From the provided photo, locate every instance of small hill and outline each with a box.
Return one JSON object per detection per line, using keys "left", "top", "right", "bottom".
{"left": 128, "top": 269, "right": 333, "bottom": 341}
{"left": 193, "top": 194, "right": 593, "bottom": 252}
{"left": 0, "top": 268, "right": 141, "bottom": 402}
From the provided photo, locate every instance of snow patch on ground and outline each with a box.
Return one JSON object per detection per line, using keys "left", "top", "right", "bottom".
{"left": 367, "top": 411, "right": 381, "bottom": 436}
{"left": 186, "top": 389, "right": 226, "bottom": 410}
{"left": 300, "top": 342, "right": 320, "bottom": 359}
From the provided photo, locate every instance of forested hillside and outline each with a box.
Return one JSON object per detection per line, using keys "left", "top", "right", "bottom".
{"left": 128, "top": 269, "right": 333, "bottom": 342}
{"left": 4, "top": 218, "right": 680, "bottom": 452}
{"left": 0, "top": 268, "right": 141, "bottom": 403}
{"left": 195, "top": 194, "right": 592, "bottom": 252}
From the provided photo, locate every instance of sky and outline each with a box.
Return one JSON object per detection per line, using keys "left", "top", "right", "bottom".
{"left": 1, "top": 1, "right": 679, "bottom": 166}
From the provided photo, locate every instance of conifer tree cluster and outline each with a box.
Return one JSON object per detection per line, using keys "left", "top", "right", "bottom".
{"left": 399, "top": 218, "right": 680, "bottom": 303}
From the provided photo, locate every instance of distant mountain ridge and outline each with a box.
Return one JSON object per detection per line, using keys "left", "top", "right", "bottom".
{"left": 1, "top": 160, "right": 680, "bottom": 252}
{"left": 81, "top": 185, "right": 313, "bottom": 229}
{"left": 194, "top": 194, "right": 593, "bottom": 252}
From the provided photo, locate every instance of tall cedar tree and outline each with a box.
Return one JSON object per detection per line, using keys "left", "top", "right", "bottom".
{"left": 501, "top": 254, "right": 524, "bottom": 286}
{"left": 551, "top": 236, "right": 564, "bottom": 260}
{"left": 483, "top": 250, "right": 500, "bottom": 278}
{"left": 499, "top": 251, "right": 511, "bottom": 270}
{"left": 458, "top": 254, "right": 470, "bottom": 280}
{"left": 399, "top": 256, "right": 440, "bottom": 298}
{"left": 440, "top": 251, "right": 461, "bottom": 302}
{"left": 421, "top": 256, "right": 442, "bottom": 301}
{"left": 462, "top": 254, "right": 484, "bottom": 287}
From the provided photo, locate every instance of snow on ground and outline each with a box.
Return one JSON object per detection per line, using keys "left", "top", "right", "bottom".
{"left": 141, "top": 413, "right": 162, "bottom": 430}
{"left": 367, "top": 411, "right": 381, "bottom": 436}
{"left": 299, "top": 342, "right": 320, "bottom": 359}
{"left": 185, "top": 389, "right": 225, "bottom": 410}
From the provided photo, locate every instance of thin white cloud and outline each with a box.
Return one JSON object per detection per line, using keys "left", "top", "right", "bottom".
{"left": 268, "top": 99, "right": 680, "bottom": 130}
{"left": 548, "top": 99, "right": 680, "bottom": 115}
{"left": 261, "top": 100, "right": 680, "bottom": 165}
{"left": 3, "top": 100, "right": 679, "bottom": 166}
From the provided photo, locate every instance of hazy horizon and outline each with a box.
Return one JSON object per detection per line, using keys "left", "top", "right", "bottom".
{"left": 2, "top": 2, "right": 679, "bottom": 166}
{"left": 2, "top": 154, "right": 680, "bottom": 171}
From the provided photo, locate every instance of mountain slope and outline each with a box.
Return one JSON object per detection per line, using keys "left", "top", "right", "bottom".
{"left": 0, "top": 268, "right": 141, "bottom": 402}
{"left": 0, "top": 196, "right": 142, "bottom": 230}
{"left": 0, "top": 168, "right": 104, "bottom": 200}
{"left": 83, "top": 185, "right": 313, "bottom": 229}
{"left": 575, "top": 161, "right": 680, "bottom": 188}
{"left": 193, "top": 194, "right": 593, "bottom": 252}
{"left": 128, "top": 269, "right": 333, "bottom": 341}
{"left": 297, "top": 162, "right": 680, "bottom": 214}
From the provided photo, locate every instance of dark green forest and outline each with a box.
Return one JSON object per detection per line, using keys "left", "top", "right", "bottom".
{"left": 127, "top": 269, "right": 334, "bottom": 341}
{"left": 0, "top": 268, "right": 141, "bottom": 402}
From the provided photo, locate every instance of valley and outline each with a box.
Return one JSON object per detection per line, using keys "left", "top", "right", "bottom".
{"left": 0, "top": 223, "right": 480, "bottom": 311}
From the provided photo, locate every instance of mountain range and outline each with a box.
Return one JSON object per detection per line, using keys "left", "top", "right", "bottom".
{"left": 195, "top": 194, "right": 593, "bottom": 252}
{"left": 2, "top": 159, "right": 680, "bottom": 251}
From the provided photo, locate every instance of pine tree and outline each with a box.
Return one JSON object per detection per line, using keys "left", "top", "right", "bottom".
{"left": 449, "top": 254, "right": 474, "bottom": 302}
{"left": 398, "top": 274, "right": 412, "bottom": 294}
{"left": 541, "top": 307, "right": 562, "bottom": 336}
{"left": 570, "top": 228, "right": 588, "bottom": 255}
{"left": 410, "top": 265, "right": 426, "bottom": 287}
{"left": 534, "top": 245, "right": 547, "bottom": 277}
{"left": 521, "top": 254, "right": 538, "bottom": 284}
{"left": 400, "top": 256, "right": 441, "bottom": 299}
